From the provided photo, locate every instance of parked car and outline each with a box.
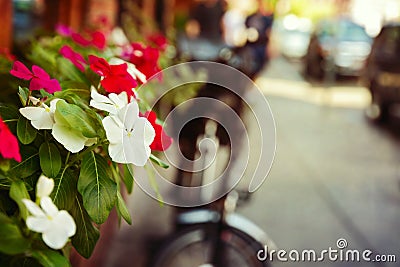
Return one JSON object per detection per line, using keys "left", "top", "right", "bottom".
{"left": 304, "top": 18, "right": 372, "bottom": 79}
{"left": 273, "top": 15, "right": 312, "bottom": 59}
{"left": 364, "top": 23, "right": 400, "bottom": 122}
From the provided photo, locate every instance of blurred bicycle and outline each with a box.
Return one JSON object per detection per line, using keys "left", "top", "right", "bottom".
{"left": 148, "top": 33, "right": 275, "bottom": 267}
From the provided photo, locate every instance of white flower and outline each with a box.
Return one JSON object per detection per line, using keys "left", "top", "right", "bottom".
{"left": 22, "top": 197, "right": 76, "bottom": 250}
{"left": 102, "top": 100, "right": 155, "bottom": 166}
{"left": 109, "top": 57, "right": 147, "bottom": 83}
{"left": 36, "top": 175, "right": 54, "bottom": 199}
{"left": 90, "top": 87, "right": 129, "bottom": 115}
{"left": 19, "top": 99, "right": 60, "bottom": 130}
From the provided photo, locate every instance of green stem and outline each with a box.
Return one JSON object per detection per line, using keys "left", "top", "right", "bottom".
{"left": 66, "top": 141, "right": 106, "bottom": 166}
{"left": 110, "top": 163, "right": 121, "bottom": 185}
{"left": 25, "top": 90, "right": 32, "bottom": 107}
{"left": 2, "top": 119, "right": 18, "bottom": 123}
{"left": 64, "top": 152, "right": 70, "bottom": 167}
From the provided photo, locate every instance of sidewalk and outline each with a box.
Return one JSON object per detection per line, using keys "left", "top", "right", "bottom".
{"left": 104, "top": 57, "right": 400, "bottom": 267}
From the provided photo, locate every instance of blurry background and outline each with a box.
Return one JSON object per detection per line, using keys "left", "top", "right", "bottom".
{"left": 1, "top": 0, "right": 400, "bottom": 266}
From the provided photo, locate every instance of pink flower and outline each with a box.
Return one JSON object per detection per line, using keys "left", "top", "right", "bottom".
{"left": 72, "top": 31, "right": 106, "bottom": 50}
{"left": 71, "top": 32, "right": 91, "bottom": 47}
{"left": 10, "top": 61, "right": 61, "bottom": 94}
{"left": 0, "top": 118, "right": 21, "bottom": 162}
{"left": 89, "top": 55, "right": 137, "bottom": 97}
{"left": 59, "top": 45, "right": 87, "bottom": 72}
{"left": 55, "top": 24, "right": 73, "bottom": 37}
{"left": 144, "top": 111, "right": 172, "bottom": 151}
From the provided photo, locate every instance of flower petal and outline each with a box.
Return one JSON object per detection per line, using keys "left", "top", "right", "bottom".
{"left": 117, "top": 101, "right": 139, "bottom": 131}
{"left": 29, "top": 77, "right": 46, "bottom": 91}
{"left": 89, "top": 55, "right": 110, "bottom": 76}
{"left": 49, "top": 98, "right": 61, "bottom": 113}
{"left": 102, "top": 116, "right": 124, "bottom": 144}
{"left": 26, "top": 216, "right": 51, "bottom": 233}
{"left": 42, "top": 226, "right": 69, "bottom": 249}
{"left": 107, "top": 142, "right": 126, "bottom": 163}
{"left": 46, "top": 79, "right": 62, "bottom": 94}
{"left": 32, "top": 65, "right": 50, "bottom": 80}
{"left": 19, "top": 106, "right": 54, "bottom": 130}
{"left": 90, "top": 87, "right": 121, "bottom": 114}
{"left": 40, "top": 196, "right": 59, "bottom": 217}
{"left": 60, "top": 45, "right": 86, "bottom": 72}
{"left": 122, "top": 118, "right": 155, "bottom": 166}
{"left": 29, "top": 96, "right": 41, "bottom": 105}
{"left": 52, "top": 123, "right": 87, "bottom": 153}
{"left": 109, "top": 92, "right": 128, "bottom": 109}
{"left": 22, "top": 199, "right": 45, "bottom": 217}
{"left": 53, "top": 210, "right": 76, "bottom": 237}
{"left": 109, "top": 57, "right": 146, "bottom": 83}
{"left": 56, "top": 24, "right": 73, "bottom": 37}
{"left": 0, "top": 118, "right": 21, "bottom": 162}
{"left": 36, "top": 175, "right": 54, "bottom": 199}
{"left": 91, "top": 31, "right": 106, "bottom": 50}
{"left": 10, "top": 61, "right": 33, "bottom": 80}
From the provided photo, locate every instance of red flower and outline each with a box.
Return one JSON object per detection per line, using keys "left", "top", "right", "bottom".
{"left": 128, "top": 43, "right": 161, "bottom": 79}
{"left": 10, "top": 61, "right": 61, "bottom": 94}
{"left": 89, "top": 55, "right": 137, "bottom": 96}
{"left": 91, "top": 31, "right": 107, "bottom": 50}
{"left": 0, "top": 118, "right": 21, "bottom": 162}
{"left": 147, "top": 33, "right": 168, "bottom": 51}
{"left": 72, "top": 31, "right": 106, "bottom": 50}
{"left": 144, "top": 111, "right": 172, "bottom": 151}
{"left": 59, "top": 45, "right": 87, "bottom": 72}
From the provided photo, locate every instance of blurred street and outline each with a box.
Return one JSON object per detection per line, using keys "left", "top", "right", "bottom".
{"left": 105, "top": 55, "right": 400, "bottom": 267}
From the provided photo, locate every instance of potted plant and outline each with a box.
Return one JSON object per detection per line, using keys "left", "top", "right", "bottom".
{"left": 0, "top": 25, "right": 172, "bottom": 266}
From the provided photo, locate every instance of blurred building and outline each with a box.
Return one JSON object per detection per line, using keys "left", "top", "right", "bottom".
{"left": 350, "top": 0, "right": 400, "bottom": 36}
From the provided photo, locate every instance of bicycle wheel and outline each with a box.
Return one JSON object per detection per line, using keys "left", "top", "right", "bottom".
{"left": 150, "top": 225, "right": 270, "bottom": 267}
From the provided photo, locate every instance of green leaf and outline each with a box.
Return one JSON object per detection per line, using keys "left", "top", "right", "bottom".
{"left": 17, "top": 116, "right": 37, "bottom": 145}
{"left": 31, "top": 249, "right": 70, "bottom": 267}
{"left": 9, "top": 146, "right": 40, "bottom": 179}
{"left": 39, "top": 89, "right": 53, "bottom": 99}
{"left": 116, "top": 191, "right": 132, "bottom": 225}
{"left": 70, "top": 196, "right": 100, "bottom": 259}
{"left": 18, "top": 87, "right": 30, "bottom": 106}
{"left": 39, "top": 143, "right": 61, "bottom": 178}
{"left": 9, "top": 181, "right": 30, "bottom": 220}
{"left": 78, "top": 152, "right": 117, "bottom": 224}
{"left": 54, "top": 100, "right": 98, "bottom": 138}
{"left": 0, "top": 212, "right": 30, "bottom": 255}
{"left": 56, "top": 57, "right": 90, "bottom": 86}
{"left": 122, "top": 164, "right": 134, "bottom": 194}
{"left": 54, "top": 88, "right": 90, "bottom": 103}
{"left": 150, "top": 154, "right": 169, "bottom": 168}
{"left": 0, "top": 104, "right": 19, "bottom": 121}
{"left": 29, "top": 42, "right": 57, "bottom": 67}
{"left": 51, "top": 168, "right": 76, "bottom": 211}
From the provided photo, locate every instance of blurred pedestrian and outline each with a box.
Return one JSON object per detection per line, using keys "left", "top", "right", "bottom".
{"left": 185, "top": 0, "right": 225, "bottom": 41}
{"left": 244, "top": 0, "right": 274, "bottom": 76}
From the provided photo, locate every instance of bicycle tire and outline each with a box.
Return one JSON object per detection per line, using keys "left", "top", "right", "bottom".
{"left": 149, "top": 224, "right": 270, "bottom": 267}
